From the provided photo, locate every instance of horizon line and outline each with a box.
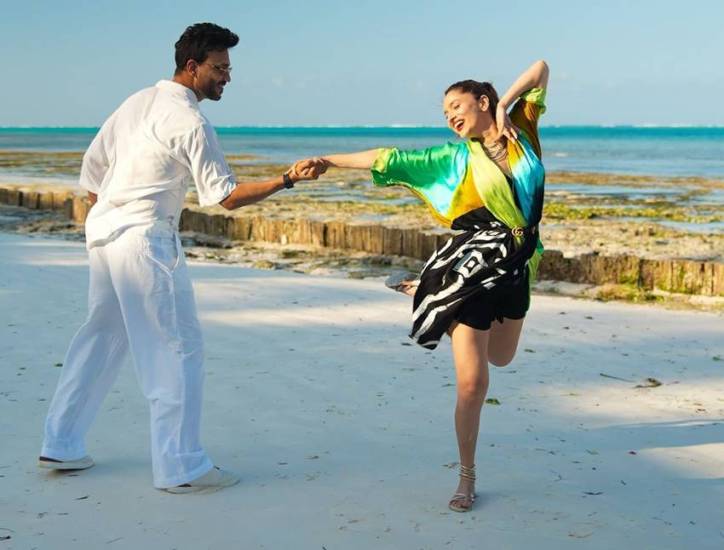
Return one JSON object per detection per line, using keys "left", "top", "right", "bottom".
{"left": 2, "top": 124, "right": 724, "bottom": 130}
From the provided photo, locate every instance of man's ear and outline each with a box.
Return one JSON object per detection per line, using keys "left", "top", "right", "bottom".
{"left": 186, "top": 59, "right": 198, "bottom": 77}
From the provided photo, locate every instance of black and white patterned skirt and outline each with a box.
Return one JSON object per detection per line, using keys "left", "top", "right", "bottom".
{"left": 410, "top": 208, "right": 538, "bottom": 349}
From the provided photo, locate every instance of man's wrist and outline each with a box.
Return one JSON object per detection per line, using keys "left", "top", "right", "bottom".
{"left": 282, "top": 171, "right": 295, "bottom": 189}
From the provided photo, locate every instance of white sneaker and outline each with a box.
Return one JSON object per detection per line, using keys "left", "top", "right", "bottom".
{"left": 162, "top": 467, "right": 240, "bottom": 494}
{"left": 38, "top": 455, "right": 95, "bottom": 470}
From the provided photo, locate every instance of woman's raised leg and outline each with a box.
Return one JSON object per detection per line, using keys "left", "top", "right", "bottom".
{"left": 488, "top": 317, "right": 525, "bottom": 367}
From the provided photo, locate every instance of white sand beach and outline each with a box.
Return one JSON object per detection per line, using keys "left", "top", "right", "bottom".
{"left": 1, "top": 232, "right": 723, "bottom": 549}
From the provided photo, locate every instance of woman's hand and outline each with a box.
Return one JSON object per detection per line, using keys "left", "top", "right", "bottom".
{"left": 288, "top": 157, "right": 329, "bottom": 181}
{"left": 496, "top": 105, "right": 518, "bottom": 142}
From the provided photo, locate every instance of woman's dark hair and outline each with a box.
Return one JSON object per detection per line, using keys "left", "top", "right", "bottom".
{"left": 174, "top": 23, "right": 239, "bottom": 74}
{"left": 445, "top": 80, "right": 499, "bottom": 113}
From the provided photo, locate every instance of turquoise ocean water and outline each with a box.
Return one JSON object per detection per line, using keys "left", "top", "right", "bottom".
{"left": 1, "top": 126, "right": 723, "bottom": 179}
{"left": 1, "top": 126, "right": 722, "bottom": 233}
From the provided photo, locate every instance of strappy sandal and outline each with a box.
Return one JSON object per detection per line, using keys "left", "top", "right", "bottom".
{"left": 449, "top": 464, "right": 476, "bottom": 513}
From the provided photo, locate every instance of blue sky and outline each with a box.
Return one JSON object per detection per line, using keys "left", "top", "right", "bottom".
{"left": 2, "top": 0, "right": 723, "bottom": 127}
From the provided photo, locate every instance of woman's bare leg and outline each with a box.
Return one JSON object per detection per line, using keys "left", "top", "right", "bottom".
{"left": 449, "top": 321, "right": 490, "bottom": 510}
{"left": 488, "top": 317, "right": 525, "bottom": 367}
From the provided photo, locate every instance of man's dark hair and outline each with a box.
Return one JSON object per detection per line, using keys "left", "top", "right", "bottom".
{"left": 174, "top": 23, "right": 239, "bottom": 74}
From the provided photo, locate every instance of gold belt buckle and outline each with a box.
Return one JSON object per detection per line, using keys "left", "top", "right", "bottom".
{"left": 512, "top": 227, "right": 524, "bottom": 237}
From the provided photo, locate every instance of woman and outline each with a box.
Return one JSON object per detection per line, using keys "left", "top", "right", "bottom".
{"left": 302, "top": 60, "right": 549, "bottom": 512}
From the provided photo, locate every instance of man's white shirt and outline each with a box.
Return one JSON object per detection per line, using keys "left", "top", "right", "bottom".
{"left": 80, "top": 79, "right": 236, "bottom": 249}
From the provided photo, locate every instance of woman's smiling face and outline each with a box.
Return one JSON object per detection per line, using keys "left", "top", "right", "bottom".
{"left": 443, "top": 89, "right": 490, "bottom": 139}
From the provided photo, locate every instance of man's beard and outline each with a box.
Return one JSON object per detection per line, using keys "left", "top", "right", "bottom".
{"left": 204, "top": 81, "right": 223, "bottom": 101}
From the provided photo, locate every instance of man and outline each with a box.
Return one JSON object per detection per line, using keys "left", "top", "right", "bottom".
{"left": 38, "top": 22, "right": 321, "bottom": 493}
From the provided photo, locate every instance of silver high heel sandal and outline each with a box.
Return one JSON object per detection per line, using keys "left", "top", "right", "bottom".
{"left": 448, "top": 464, "right": 476, "bottom": 512}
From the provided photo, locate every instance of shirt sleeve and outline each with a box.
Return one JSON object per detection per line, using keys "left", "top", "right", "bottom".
{"left": 370, "top": 142, "right": 470, "bottom": 226}
{"left": 79, "top": 116, "right": 114, "bottom": 193}
{"left": 509, "top": 87, "right": 547, "bottom": 158}
{"left": 371, "top": 142, "right": 467, "bottom": 191}
{"left": 184, "top": 122, "right": 237, "bottom": 207}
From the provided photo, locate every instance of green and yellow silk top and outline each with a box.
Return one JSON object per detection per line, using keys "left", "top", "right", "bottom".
{"left": 371, "top": 87, "right": 546, "bottom": 281}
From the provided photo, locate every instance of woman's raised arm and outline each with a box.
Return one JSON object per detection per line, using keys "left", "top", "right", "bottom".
{"left": 498, "top": 60, "right": 549, "bottom": 112}
{"left": 496, "top": 60, "right": 550, "bottom": 142}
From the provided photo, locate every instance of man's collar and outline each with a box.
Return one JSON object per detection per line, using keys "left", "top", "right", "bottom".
{"left": 155, "top": 80, "right": 199, "bottom": 105}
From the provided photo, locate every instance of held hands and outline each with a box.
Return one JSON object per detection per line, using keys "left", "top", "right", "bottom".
{"left": 495, "top": 105, "right": 517, "bottom": 142}
{"left": 287, "top": 157, "right": 329, "bottom": 182}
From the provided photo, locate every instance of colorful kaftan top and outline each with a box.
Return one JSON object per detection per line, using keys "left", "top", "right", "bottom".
{"left": 371, "top": 87, "right": 546, "bottom": 282}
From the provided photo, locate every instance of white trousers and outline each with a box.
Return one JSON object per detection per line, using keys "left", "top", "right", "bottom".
{"left": 41, "top": 226, "right": 213, "bottom": 488}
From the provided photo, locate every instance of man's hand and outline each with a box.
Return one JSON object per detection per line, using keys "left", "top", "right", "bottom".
{"left": 289, "top": 157, "right": 329, "bottom": 182}
{"left": 220, "top": 158, "right": 328, "bottom": 210}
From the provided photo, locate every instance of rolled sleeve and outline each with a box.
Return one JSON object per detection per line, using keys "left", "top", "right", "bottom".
{"left": 185, "top": 122, "right": 237, "bottom": 207}
{"left": 78, "top": 124, "right": 112, "bottom": 193}
{"left": 520, "top": 87, "right": 547, "bottom": 113}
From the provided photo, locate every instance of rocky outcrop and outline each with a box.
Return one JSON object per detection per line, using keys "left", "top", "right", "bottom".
{"left": 1, "top": 185, "right": 721, "bottom": 296}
